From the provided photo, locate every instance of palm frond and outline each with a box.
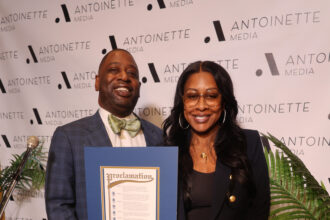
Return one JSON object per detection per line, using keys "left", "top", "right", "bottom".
{"left": 0, "top": 143, "right": 46, "bottom": 192}
{"left": 262, "top": 133, "right": 330, "bottom": 220}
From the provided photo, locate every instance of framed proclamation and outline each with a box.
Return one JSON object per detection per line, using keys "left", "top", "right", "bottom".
{"left": 84, "top": 146, "right": 178, "bottom": 220}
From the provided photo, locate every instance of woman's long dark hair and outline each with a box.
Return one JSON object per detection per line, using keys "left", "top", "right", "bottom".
{"left": 163, "top": 61, "right": 255, "bottom": 206}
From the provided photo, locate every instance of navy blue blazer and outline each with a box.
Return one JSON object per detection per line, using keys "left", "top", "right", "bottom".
{"left": 177, "top": 129, "right": 270, "bottom": 220}
{"left": 45, "top": 111, "right": 163, "bottom": 220}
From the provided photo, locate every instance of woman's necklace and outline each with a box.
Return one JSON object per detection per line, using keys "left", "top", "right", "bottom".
{"left": 200, "top": 152, "right": 208, "bottom": 160}
{"left": 191, "top": 142, "right": 215, "bottom": 163}
{"left": 190, "top": 142, "right": 216, "bottom": 172}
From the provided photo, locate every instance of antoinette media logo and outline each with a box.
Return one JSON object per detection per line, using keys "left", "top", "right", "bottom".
{"left": 0, "top": 9, "right": 47, "bottom": 32}
{"left": 136, "top": 106, "right": 172, "bottom": 118}
{"left": 0, "top": 74, "right": 51, "bottom": 94}
{"left": 0, "top": 50, "right": 19, "bottom": 62}
{"left": 146, "top": 0, "right": 193, "bottom": 10}
{"left": 25, "top": 41, "right": 91, "bottom": 64}
{"left": 55, "top": 1, "right": 135, "bottom": 23}
{"left": 0, "top": 134, "right": 51, "bottom": 149}
{"left": 279, "top": 135, "right": 329, "bottom": 155}
{"left": 141, "top": 58, "right": 239, "bottom": 84}
{"left": 1, "top": 134, "right": 12, "bottom": 148}
{"left": 57, "top": 70, "right": 97, "bottom": 90}
{"left": 204, "top": 20, "right": 226, "bottom": 44}
{"left": 0, "top": 78, "right": 7, "bottom": 94}
{"left": 237, "top": 101, "right": 311, "bottom": 124}
{"left": 0, "top": 111, "right": 24, "bottom": 120}
{"left": 102, "top": 27, "right": 190, "bottom": 54}
{"left": 261, "top": 134, "right": 329, "bottom": 156}
{"left": 30, "top": 107, "right": 94, "bottom": 126}
{"left": 15, "top": 188, "right": 45, "bottom": 201}
{"left": 208, "top": 10, "right": 321, "bottom": 42}
{"left": 255, "top": 51, "right": 330, "bottom": 77}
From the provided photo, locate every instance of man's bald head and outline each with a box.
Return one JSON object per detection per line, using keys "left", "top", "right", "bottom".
{"left": 98, "top": 49, "right": 138, "bottom": 76}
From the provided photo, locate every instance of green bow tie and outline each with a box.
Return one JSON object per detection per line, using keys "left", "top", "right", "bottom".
{"left": 108, "top": 114, "right": 141, "bottom": 138}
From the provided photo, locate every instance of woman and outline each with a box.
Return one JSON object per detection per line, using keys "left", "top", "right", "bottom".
{"left": 163, "top": 61, "right": 270, "bottom": 220}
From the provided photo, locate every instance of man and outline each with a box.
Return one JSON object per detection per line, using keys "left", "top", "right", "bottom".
{"left": 45, "top": 49, "right": 163, "bottom": 219}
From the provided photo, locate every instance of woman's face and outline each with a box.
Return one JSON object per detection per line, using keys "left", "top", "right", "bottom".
{"left": 183, "top": 71, "right": 223, "bottom": 134}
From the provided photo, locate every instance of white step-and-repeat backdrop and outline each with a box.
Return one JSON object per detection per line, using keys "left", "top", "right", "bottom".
{"left": 1, "top": 0, "right": 329, "bottom": 219}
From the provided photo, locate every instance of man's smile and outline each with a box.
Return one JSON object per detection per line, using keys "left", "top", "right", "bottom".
{"left": 114, "top": 85, "right": 132, "bottom": 97}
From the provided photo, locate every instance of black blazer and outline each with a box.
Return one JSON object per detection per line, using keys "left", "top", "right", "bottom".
{"left": 177, "top": 129, "right": 270, "bottom": 220}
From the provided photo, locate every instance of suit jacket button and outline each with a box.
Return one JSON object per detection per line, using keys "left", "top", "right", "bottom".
{"left": 229, "top": 195, "right": 236, "bottom": 203}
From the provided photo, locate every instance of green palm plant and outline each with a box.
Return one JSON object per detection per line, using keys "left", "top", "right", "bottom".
{"left": 262, "top": 133, "right": 330, "bottom": 220}
{"left": 0, "top": 143, "right": 46, "bottom": 193}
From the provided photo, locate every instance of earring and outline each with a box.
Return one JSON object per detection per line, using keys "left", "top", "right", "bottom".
{"left": 179, "top": 113, "right": 189, "bottom": 129}
{"left": 221, "top": 109, "right": 226, "bottom": 124}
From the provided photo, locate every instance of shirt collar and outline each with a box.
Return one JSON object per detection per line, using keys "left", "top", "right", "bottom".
{"left": 99, "top": 107, "right": 136, "bottom": 121}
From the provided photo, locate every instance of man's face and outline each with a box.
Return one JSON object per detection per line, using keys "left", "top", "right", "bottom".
{"left": 95, "top": 50, "right": 140, "bottom": 117}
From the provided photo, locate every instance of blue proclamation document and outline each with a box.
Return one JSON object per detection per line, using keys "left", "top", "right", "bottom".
{"left": 84, "top": 146, "right": 178, "bottom": 220}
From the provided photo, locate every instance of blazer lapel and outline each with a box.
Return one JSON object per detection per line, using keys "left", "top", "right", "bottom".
{"left": 211, "top": 160, "right": 231, "bottom": 219}
{"left": 140, "top": 120, "right": 160, "bottom": 146}
{"left": 85, "top": 111, "right": 112, "bottom": 147}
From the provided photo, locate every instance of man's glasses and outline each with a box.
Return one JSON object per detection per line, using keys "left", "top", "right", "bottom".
{"left": 183, "top": 89, "right": 221, "bottom": 108}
